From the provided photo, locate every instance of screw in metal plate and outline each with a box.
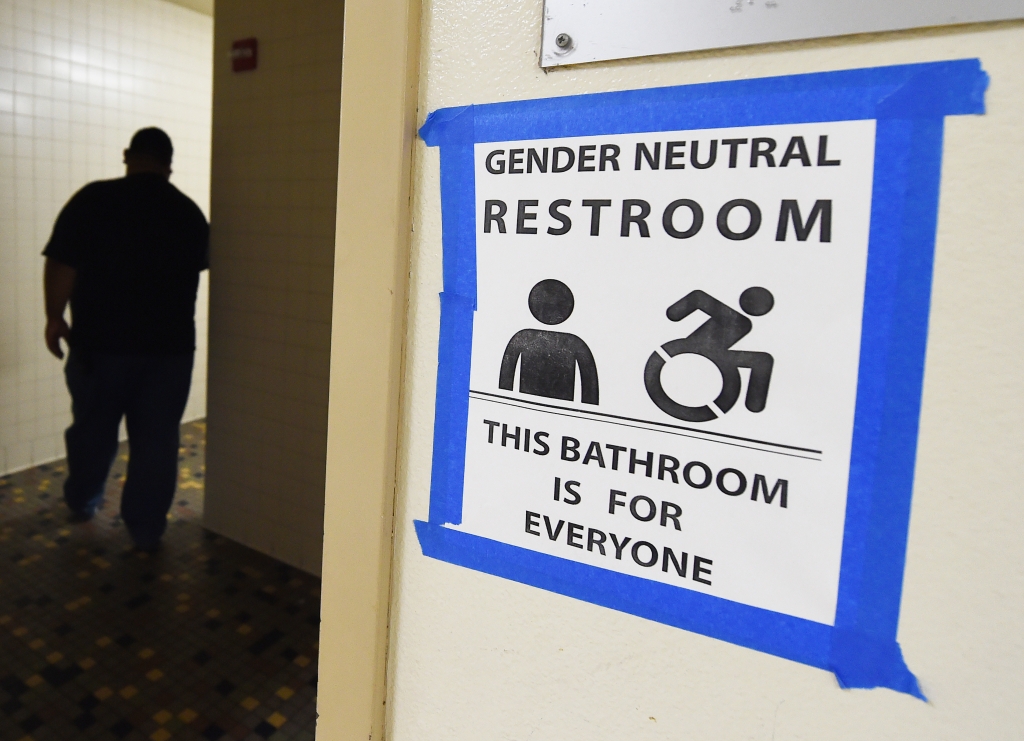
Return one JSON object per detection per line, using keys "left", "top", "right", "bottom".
{"left": 554, "top": 32, "right": 573, "bottom": 50}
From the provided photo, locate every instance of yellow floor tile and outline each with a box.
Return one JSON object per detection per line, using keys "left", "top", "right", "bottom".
{"left": 0, "top": 421, "right": 318, "bottom": 739}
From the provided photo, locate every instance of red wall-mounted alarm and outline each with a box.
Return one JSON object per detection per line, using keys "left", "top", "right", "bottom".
{"left": 231, "top": 38, "right": 258, "bottom": 72}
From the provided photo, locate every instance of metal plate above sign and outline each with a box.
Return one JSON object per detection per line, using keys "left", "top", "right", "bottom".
{"left": 540, "top": 0, "right": 1024, "bottom": 67}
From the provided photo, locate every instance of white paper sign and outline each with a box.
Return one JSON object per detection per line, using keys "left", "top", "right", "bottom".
{"left": 420, "top": 61, "right": 985, "bottom": 696}
{"left": 454, "top": 121, "right": 876, "bottom": 625}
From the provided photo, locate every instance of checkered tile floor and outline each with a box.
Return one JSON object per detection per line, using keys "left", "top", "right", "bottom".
{"left": 0, "top": 421, "right": 319, "bottom": 740}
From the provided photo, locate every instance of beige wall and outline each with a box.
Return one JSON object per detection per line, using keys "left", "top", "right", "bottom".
{"left": 382, "top": 7, "right": 1024, "bottom": 739}
{"left": 315, "top": 0, "right": 421, "bottom": 736}
{"left": 204, "top": 0, "right": 342, "bottom": 575}
{"left": 0, "top": 0, "right": 212, "bottom": 476}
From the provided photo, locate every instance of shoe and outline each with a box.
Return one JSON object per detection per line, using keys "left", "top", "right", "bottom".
{"left": 68, "top": 509, "right": 94, "bottom": 523}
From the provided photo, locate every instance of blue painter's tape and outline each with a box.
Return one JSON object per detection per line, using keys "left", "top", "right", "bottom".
{"left": 428, "top": 292, "right": 474, "bottom": 525}
{"left": 417, "top": 60, "right": 988, "bottom": 698}
{"left": 419, "top": 105, "right": 470, "bottom": 145}
{"left": 876, "top": 62, "right": 988, "bottom": 119}
{"left": 830, "top": 629, "right": 923, "bottom": 698}
{"left": 419, "top": 59, "right": 986, "bottom": 146}
{"left": 438, "top": 141, "right": 478, "bottom": 303}
{"left": 416, "top": 520, "right": 835, "bottom": 670}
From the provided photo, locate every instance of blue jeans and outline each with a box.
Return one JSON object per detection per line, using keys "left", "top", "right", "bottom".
{"left": 63, "top": 350, "right": 194, "bottom": 548}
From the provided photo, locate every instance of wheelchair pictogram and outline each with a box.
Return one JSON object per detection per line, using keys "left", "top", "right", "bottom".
{"left": 644, "top": 288, "right": 775, "bottom": 422}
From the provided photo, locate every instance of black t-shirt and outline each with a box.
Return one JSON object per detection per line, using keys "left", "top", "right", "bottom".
{"left": 43, "top": 174, "right": 209, "bottom": 355}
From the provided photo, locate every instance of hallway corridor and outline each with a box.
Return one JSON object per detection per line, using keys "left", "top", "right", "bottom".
{"left": 0, "top": 422, "right": 319, "bottom": 741}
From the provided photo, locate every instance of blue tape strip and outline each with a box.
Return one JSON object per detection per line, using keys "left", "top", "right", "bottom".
{"left": 415, "top": 520, "right": 834, "bottom": 669}
{"left": 426, "top": 115, "right": 479, "bottom": 525}
{"left": 420, "top": 59, "right": 986, "bottom": 146}
{"left": 428, "top": 292, "right": 474, "bottom": 525}
{"left": 438, "top": 138, "right": 478, "bottom": 303}
{"left": 418, "top": 60, "right": 988, "bottom": 698}
{"left": 827, "top": 116, "right": 946, "bottom": 700}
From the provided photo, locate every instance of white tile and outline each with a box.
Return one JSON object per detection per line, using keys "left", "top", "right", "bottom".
{"left": 0, "top": 0, "right": 211, "bottom": 476}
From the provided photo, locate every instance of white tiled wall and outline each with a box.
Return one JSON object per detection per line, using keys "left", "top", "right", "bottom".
{"left": 0, "top": 0, "right": 212, "bottom": 475}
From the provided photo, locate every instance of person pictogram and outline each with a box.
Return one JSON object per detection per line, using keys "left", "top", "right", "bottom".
{"left": 644, "top": 287, "right": 774, "bottom": 422}
{"left": 499, "top": 279, "right": 599, "bottom": 404}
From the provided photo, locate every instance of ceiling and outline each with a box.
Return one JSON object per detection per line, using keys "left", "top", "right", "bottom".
{"left": 163, "top": 0, "right": 213, "bottom": 16}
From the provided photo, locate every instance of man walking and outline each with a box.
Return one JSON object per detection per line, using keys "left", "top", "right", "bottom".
{"left": 42, "top": 127, "right": 209, "bottom": 551}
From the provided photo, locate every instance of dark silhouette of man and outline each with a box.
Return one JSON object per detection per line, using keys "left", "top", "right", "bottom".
{"left": 42, "top": 128, "right": 209, "bottom": 551}
{"left": 645, "top": 287, "right": 774, "bottom": 422}
{"left": 499, "top": 279, "right": 599, "bottom": 404}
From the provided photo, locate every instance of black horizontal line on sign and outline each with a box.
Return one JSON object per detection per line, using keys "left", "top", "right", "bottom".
{"left": 468, "top": 389, "right": 824, "bottom": 460}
